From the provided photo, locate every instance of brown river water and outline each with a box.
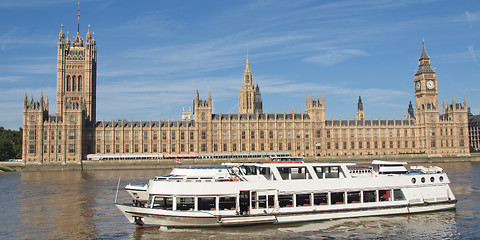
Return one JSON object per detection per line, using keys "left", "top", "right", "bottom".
{"left": 0, "top": 161, "right": 478, "bottom": 239}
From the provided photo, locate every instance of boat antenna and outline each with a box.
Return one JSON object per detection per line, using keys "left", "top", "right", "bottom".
{"left": 115, "top": 177, "right": 121, "bottom": 203}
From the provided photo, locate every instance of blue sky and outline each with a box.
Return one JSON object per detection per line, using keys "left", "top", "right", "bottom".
{"left": 1, "top": 0, "right": 479, "bottom": 130}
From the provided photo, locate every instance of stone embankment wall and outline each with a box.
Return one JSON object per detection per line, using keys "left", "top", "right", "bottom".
{"left": 1, "top": 153, "right": 479, "bottom": 172}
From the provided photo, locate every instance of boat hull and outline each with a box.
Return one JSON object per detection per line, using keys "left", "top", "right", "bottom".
{"left": 116, "top": 200, "right": 456, "bottom": 228}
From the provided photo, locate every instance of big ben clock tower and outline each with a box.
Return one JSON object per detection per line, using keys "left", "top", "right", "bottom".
{"left": 414, "top": 41, "right": 439, "bottom": 152}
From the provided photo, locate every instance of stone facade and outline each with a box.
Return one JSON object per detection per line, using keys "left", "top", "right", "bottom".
{"left": 22, "top": 25, "right": 470, "bottom": 164}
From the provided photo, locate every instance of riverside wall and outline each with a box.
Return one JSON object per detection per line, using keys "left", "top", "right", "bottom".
{"left": 1, "top": 153, "right": 480, "bottom": 172}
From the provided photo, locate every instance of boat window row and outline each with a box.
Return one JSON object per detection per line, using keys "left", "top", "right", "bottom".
{"left": 242, "top": 165, "right": 345, "bottom": 180}
{"left": 147, "top": 189, "right": 406, "bottom": 211}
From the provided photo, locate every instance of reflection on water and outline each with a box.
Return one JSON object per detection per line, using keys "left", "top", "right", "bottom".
{"left": 0, "top": 162, "right": 478, "bottom": 239}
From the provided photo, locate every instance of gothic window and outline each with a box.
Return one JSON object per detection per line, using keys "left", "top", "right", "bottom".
{"left": 153, "top": 132, "right": 158, "bottom": 140}
{"left": 180, "top": 132, "right": 185, "bottom": 140}
{"left": 67, "top": 76, "right": 71, "bottom": 91}
{"left": 116, "top": 132, "right": 121, "bottom": 140}
{"left": 144, "top": 132, "right": 148, "bottom": 140}
{"left": 58, "top": 145, "right": 61, "bottom": 153}
{"left": 125, "top": 144, "right": 130, "bottom": 153}
{"left": 68, "top": 144, "right": 75, "bottom": 153}
{"left": 171, "top": 132, "right": 175, "bottom": 140}
{"left": 201, "top": 113, "right": 206, "bottom": 120}
{"left": 115, "top": 145, "right": 120, "bottom": 153}
{"left": 144, "top": 144, "right": 149, "bottom": 152}
{"left": 30, "top": 116, "right": 36, "bottom": 123}
{"left": 68, "top": 130, "right": 75, "bottom": 140}
{"left": 78, "top": 76, "right": 82, "bottom": 91}
{"left": 153, "top": 144, "right": 158, "bottom": 152}
{"left": 105, "top": 145, "right": 111, "bottom": 153}
{"left": 72, "top": 76, "right": 76, "bottom": 91}
{"left": 51, "top": 131, "right": 55, "bottom": 140}
{"left": 27, "top": 144, "right": 35, "bottom": 154}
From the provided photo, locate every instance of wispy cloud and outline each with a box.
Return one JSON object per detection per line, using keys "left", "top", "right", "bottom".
{"left": 468, "top": 44, "right": 479, "bottom": 66}
{"left": 0, "top": 27, "right": 54, "bottom": 51}
{"left": 303, "top": 49, "right": 369, "bottom": 66}
{"left": 456, "top": 10, "right": 480, "bottom": 22}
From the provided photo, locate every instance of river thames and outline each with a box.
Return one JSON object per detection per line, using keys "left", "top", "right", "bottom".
{"left": 0, "top": 161, "right": 478, "bottom": 239}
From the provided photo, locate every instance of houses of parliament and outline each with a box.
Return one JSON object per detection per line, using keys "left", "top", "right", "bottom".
{"left": 22, "top": 24, "right": 470, "bottom": 164}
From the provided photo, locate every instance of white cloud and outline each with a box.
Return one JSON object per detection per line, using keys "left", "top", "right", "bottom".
{"left": 468, "top": 44, "right": 479, "bottom": 66}
{"left": 303, "top": 49, "right": 369, "bottom": 66}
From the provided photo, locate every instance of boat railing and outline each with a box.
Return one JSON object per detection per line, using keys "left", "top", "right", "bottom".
{"left": 348, "top": 166, "right": 373, "bottom": 175}
{"left": 154, "top": 175, "right": 242, "bottom": 182}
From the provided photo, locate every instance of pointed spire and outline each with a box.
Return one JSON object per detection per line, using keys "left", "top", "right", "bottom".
{"left": 420, "top": 39, "right": 429, "bottom": 60}
{"left": 86, "top": 24, "right": 91, "bottom": 40}
{"left": 357, "top": 96, "right": 363, "bottom": 111}
{"left": 246, "top": 50, "right": 250, "bottom": 70}
{"left": 59, "top": 24, "right": 65, "bottom": 40}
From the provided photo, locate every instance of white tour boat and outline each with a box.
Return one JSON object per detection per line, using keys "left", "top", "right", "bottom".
{"left": 116, "top": 160, "right": 456, "bottom": 228}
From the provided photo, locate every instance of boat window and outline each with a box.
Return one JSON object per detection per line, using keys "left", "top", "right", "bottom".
{"left": 331, "top": 192, "right": 345, "bottom": 204}
{"left": 177, "top": 197, "right": 195, "bottom": 211}
{"left": 347, "top": 192, "right": 361, "bottom": 204}
{"left": 252, "top": 192, "right": 267, "bottom": 209}
{"left": 278, "top": 194, "right": 293, "bottom": 207}
{"left": 152, "top": 196, "right": 173, "bottom": 210}
{"left": 278, "top": 167, "right": 310, "bottom": 180}
{"left": 325, "top": 167, "right": 340, "bottom": 178}
{"left": 268, "top": 195, "right": 275, "bottom": 208}
{"left": 313, "top": 167, "right": 323, "bottom": 179}
{"left": 296, "top": 194, "right": 311, "bottom": 207}
{"left": 313, "top": 193, "right": 328, "bottom": 205}
{"left": 245, "top": 166, "right": 257, "bottom": 175}
{"left": 379, "top": 190, "right": 392, "bottom": 201}
{"left": 278, "top": 167, "right": 289, "bottom": 180}
{"left": 198, "top": 197, "right": 216, "bottom": 211}
{"left": 394, "top": 189, "right": 406, "bottom": 201}
{"left": 259, "top": 167, "right": 273, "bottom": 180}
{"left": 363, "top": 191, "right": 376, "bottom": 203}
{"left": 219, "top": 196, "right": 236, "bottom": 210}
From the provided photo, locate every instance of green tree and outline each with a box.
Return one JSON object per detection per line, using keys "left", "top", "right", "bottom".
{"left": 0, "top": 127, "right": 22, "bottom": 160}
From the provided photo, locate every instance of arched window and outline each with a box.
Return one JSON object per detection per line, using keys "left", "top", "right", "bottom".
{"left": 72, "top": 76, "right": 76, "bottom": 91}
{"left": 78, "top": 76, "right": 82, "bottom": 91}
{"left": 66, "top": 76, "right": 71, "bottom": 91}
{"left": 201, "top": 113, "right": 206, "bottom": 120}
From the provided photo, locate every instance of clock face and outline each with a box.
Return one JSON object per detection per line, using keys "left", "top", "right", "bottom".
{"left": 415, "top": 82, "right": 421, "bottom": 91}
{"left": 426, "top": 80, "right": 434, "bottom": 89}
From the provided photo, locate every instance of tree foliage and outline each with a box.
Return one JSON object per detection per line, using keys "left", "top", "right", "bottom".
{"left": 0, "top": 127, "right": 22, "bottom": 160}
